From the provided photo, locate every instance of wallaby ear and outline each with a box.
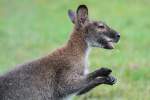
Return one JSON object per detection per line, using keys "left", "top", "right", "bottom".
{"left": 76, "top": 5, "right": 89, "bottom": 26}
{"left": 68, "top": 9, "right": 75, "bottom": 24}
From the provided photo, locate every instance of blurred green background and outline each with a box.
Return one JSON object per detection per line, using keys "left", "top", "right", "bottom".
{"left": 0, "top": 0, "right": 150, "bottom": 100}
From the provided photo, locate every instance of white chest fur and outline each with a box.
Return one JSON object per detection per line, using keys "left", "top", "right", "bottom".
{"left": 84, "top": 48, "right": 91, "bottom": 75}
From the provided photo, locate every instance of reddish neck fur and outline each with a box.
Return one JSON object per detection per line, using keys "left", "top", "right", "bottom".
{"left": 67, "top": 29, "right": 88, "bottom": 57}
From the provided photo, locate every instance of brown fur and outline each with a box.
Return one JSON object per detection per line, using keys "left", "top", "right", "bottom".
{"left": 0, "top": 5, "right": 120, "bottom": 100}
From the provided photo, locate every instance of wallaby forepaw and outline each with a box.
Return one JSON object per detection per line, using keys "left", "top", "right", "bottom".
{"left": 99, "top": 67, "right": 112, "bottom": 76}
{"left": 105, "top": 75, "right": 117, "bottom": 85}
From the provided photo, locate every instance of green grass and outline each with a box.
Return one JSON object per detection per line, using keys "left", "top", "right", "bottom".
{"left": 0, "top": 0, "right": 150, "bottom": 100}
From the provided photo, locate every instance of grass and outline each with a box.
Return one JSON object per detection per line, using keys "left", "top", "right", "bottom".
{"left": 0, "top": 0, "right": 150, "bottom": 99}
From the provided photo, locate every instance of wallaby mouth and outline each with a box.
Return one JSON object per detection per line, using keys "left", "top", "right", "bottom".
{"left": 103, "top": 32, "right": 120, "bottom": 49}
{"left": 103, "top": 40, "right": 115, "bottom": 49}
{"left": 97, "top": 38, "right": 117, "bottom": 49}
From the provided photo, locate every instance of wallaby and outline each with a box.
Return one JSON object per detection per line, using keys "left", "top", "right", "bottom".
{"left": 0, "top": 5, "right": 120, "bottom": 100}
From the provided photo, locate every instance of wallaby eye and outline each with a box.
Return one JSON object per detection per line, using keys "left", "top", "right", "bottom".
{"left": 93, "top": 22, "right": 105, "bottom": 29}
{"left": 98, "top": 25, "right": 105, "bottom": 29}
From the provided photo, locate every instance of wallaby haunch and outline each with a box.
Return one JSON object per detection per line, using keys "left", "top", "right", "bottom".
{"left": 0, "top": 5, "right": 120, "bottom": 100}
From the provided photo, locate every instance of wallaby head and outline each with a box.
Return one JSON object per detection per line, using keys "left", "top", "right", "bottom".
{"left": 68, "top": 5, "right": 120, "bottom": 49}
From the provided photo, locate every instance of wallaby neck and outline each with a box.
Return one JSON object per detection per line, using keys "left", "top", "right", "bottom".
{"left": 67, "top": 30, "right": 90, "bottom": 58}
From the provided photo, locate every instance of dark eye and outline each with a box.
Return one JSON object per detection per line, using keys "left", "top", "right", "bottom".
{"left": 98, "top": 25, "right": 105, "bottom": 29}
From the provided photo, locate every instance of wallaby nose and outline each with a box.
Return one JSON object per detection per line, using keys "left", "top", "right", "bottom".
{"left": 116, "top": 34, "right": 120, "bottom": 39}
{"left": 115, "top": 33, "right": 120, "bottom": 42}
